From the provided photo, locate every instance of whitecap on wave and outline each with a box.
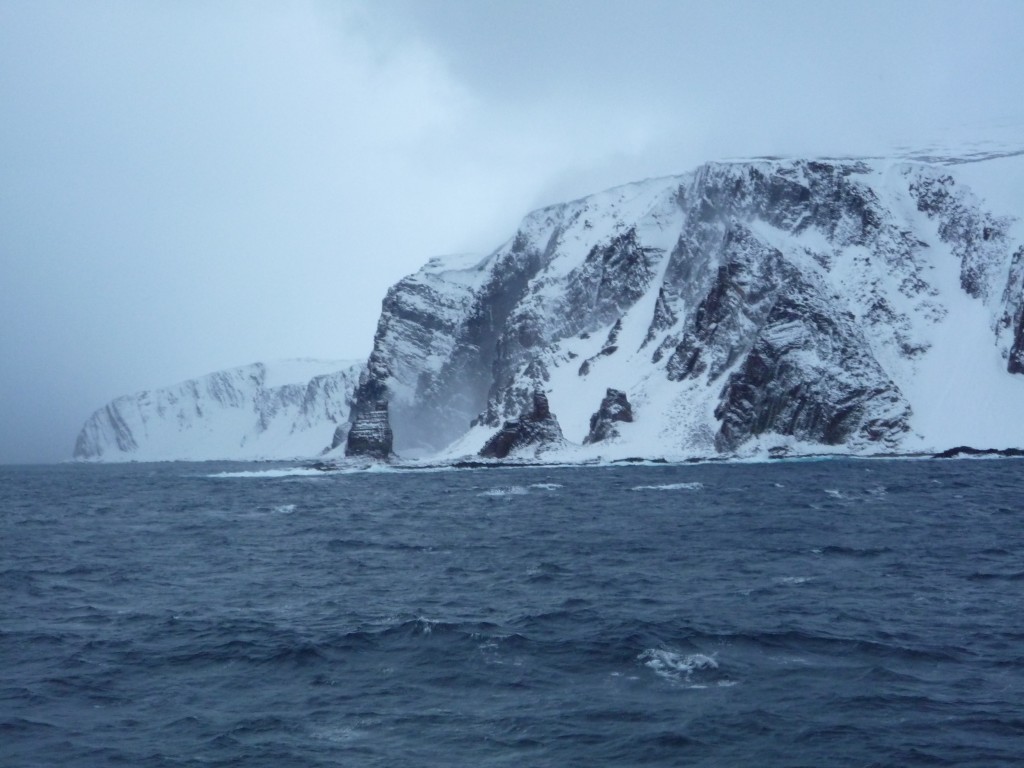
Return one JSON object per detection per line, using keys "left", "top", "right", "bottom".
{"left": 639, "top": 649, "right": 734, "bottom": 688}
{"left": 412, "top": 616, "right": 439, "bottom": 635}
{"left": 478, "top": 483, "right": 562, "bottom": 497}
{"left": 207, "top": 468, "right": 327, "bottom": 479}
{"left": 309, "top": 725, "right": 366, "bottom": 744}
{"left": 478, "top": 485, "right": 531, "bottom": 497}
{"left": 773, "top": 575, "right": 810, "bottom": 586}
{"left": 631, "top": 482, "right": 704, "bottom": 491}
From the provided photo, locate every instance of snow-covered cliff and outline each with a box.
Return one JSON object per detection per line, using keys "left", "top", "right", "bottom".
{"left": 348, "top": 154, "right": 1024, "bottom": 460}
{"left": 74, "top": 359, "right": 362, "bottom": 461}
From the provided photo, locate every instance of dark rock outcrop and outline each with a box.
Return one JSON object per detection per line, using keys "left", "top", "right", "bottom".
{"left": 78, "top": 155, "right": 1024, "bottom": 463}
{"left": 713, "top": 275, "right": 911, "bottom": 452}
{"left": 479, "top": 390, "right": 565, "bottom": 459}
{"left": 584, "top": 389, "right": 634, "bottom": 444}
{"left": 1009, "top": 307, "right": 1024, "bottom": 375}
{"left": 665, "top": 225, "right": 783, "bottom": 382}
{"left": 344, "top": 399, "right": 394, "bottom": 459}
{"left": 933, "top": 445, "right": 1024, "bottom": 459}
{"left": 909, "top": 171, "right": 1012, "bottom": 301}
{"left": 642, "top": 287, "right": 677, "bottom": 351}
{"left": 578, "top": 319, "right": 622, "bottom": 377}
{"left": 344, "top": 157, "right": 1023, "bottom": 459}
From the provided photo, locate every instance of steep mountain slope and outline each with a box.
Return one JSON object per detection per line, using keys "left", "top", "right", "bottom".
{"left": 347, "top": 156, "right": 1024, "bottom": 460}
{"left": 74, "top": 359, "right": 362, "bottom": 461}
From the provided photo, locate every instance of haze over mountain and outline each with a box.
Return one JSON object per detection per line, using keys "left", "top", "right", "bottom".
{"left": 73, "top": 360, "right": 361, "bottom": 462}
{"left": 78, "top": 148, "right": 1024, "bottom": 462}
{"left": 3, "top": 1, "right": 1023, "bottom": 463}
{"left": 342, "top": 151, "right": 1024, "bottom": 463}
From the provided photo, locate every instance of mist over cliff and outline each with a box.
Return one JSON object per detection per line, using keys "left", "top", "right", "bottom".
{"left": 74, "top": 360, "right": 361, "bottom": 462}
{"left": 76, "top": 151, "right": 1024, "bottom": 463}
{"left": 344, "top": 153, "right": 1024, "bottom": 462}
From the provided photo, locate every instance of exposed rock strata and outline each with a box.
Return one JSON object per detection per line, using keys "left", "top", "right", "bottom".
{"left": 713, "top": 279, "right": 911, "bottom": 451}
{"left": 584, "top": 389, "right": 634, "bottom": 444}
{"left": 342, "top": 158, "right": 1024, "bottom": 459}
{"left": 1010, "top": 309, "right": 1024, "bottom": 375}
{"left": 344, "top": 399, "right": 394, "bottom": 459}
{"left": 479, "top": 391, "right": 565, "bottom": 459}
{"left": 76, "top": 155, "right": 1024, "bottom": 463}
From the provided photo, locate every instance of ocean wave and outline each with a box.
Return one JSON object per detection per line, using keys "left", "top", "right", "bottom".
{"left": 309, "top": 724, "right": 368, "bottom": 744}
{"left": 736, "top": 629, "right": 965, "bottom": 664}
{"left": 773, "top": 576, "right": 811, "bottom": 586}
{"left": 350, "top": 616, "right": 526, "bottom": 646}
{"left": 815, "top": 545, "right": 894, "bottom": 558}
{"left": 525, "top": 561, "right": 567, "bottom": 582}
{"left": 477, "top": 482, "right": 562, "bottom": 497}
{"left": 967, "top": 570, "right": 1024, "bottom": 581}
{"left": 154, "top": 614, "right": 531, "bottom": 670}
{"left": 478, "top": 486, "right": 530, "bottom": 497}
{"left": 206, "top": 468, "right": 328, "bottom": 479}
{"left": 630, "top": 482, "right": 704, "bottom": 492}
{"left": 821, "top": 485, "right": 888, "bottom": 501}
{"left": 639, "top": 649, "right": 732, "bottom": 688}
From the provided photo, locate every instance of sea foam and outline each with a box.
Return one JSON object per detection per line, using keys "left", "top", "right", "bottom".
{"left": 631, "top": 482, "right": 704, "bottom": 491}
{"left": 639, "top": 649, "right": 724, "bottom": 686}
{"left": 207, "top": 468, "right": 328, "bottom": 479}
{"left": 478, "top": 486, "right": 531, "bottom": 497}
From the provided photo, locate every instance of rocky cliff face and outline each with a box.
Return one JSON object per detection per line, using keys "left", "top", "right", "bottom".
{"left": 584, "top": 389, "right": 633, "bottom": 444}
{"left": 74, "top": 360, "right": 362, "bottom": 461}
{"left": 344, "top": 398, "right": 394, "bottom": 459}
{"left": 479, "top": 390, "right": 565, "bottom": 459}
{"left": 73, "top": 154, "right": 1024, "bottom": 463}
{"left": 347, "top": 155, "right": 1024, "bottom": 459}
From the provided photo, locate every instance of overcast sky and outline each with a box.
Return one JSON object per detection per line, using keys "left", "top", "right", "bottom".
{"left": 2, "top": 0, "right": 1023, "bottom": 463}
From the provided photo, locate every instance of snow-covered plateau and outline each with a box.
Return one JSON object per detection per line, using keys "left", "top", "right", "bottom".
{"left": 73, "top": 359, "right": 362, "bottom": 462}
{"left": 76, "top": 151, "right": 1024, "bottom": 463}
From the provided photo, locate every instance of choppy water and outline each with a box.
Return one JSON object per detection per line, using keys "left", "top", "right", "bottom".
{"left": 2, "top": 459, "right": 1023, "bottom": 766}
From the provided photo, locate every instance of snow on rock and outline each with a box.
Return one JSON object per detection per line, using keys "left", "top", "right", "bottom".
{"left": 344, "top": 398, "right": 394, "bottom": 459}
{"left": 350, "top": 153, "right": 1024, "bottom": 460}
{"left": 478, "top": 390, "right": 566, "bottom": 459}
{"left": 584, "top": 389, "right": 634, "bottom": 445}
{"left": 73, "top": 359, "right": 363, "bottom": 461}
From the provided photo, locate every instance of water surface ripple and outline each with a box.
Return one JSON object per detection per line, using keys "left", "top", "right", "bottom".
{"left": 2, "top": 459, "right": 1022, "bottom": 766}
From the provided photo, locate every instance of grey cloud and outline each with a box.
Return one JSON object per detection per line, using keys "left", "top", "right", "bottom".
{"left": 2, "top": 0, "right": 1022, "bottom": 462}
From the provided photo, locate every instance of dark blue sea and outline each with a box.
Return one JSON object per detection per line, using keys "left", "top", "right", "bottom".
{"left": 2, "top": 459, "right": 1023, "bottom": 767}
